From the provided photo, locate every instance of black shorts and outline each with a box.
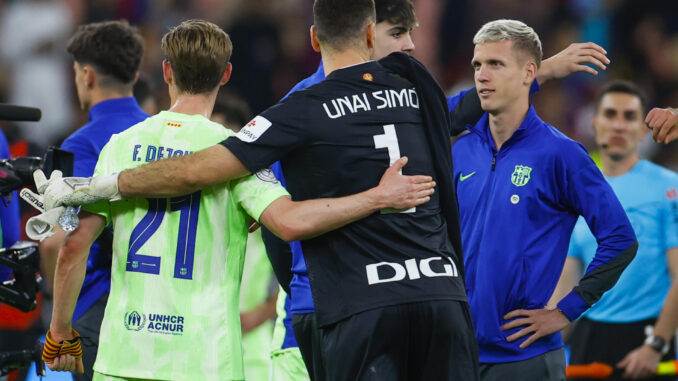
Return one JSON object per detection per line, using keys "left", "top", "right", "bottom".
{"left": 568, "top": 316, "right": 676, "bottom": 381}
{"left": 292, "top": 312, "right": 325, "bottom": 381}
{"left": 319, "top": 300, "right": 479, "bottom": 381}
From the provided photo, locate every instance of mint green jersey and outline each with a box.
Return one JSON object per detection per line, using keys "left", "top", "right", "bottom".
{"left": 86, "top": 111, "right": 289, "bottom": 381}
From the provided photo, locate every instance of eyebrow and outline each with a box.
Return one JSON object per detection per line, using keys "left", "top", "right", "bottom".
{"left": 388, "top": 26, "right": 409, "bottom": 34}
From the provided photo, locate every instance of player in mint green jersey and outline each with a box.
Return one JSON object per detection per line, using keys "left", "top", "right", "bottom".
{"left": 40, "top": 19, "right": 436, "bottom": 381}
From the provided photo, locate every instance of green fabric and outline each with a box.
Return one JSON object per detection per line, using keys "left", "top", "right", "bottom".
{"left": 240, "top": 228, "right": 274, "bottom": 380}
{"left": 88, "top": 111, "right": 288, "bottom": 380}
{"left": 271, "top": 347, "right": 310, "bottom": 381}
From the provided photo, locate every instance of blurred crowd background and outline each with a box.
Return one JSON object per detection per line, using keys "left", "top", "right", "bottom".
{"left": 0, "top": 0, "right": 676, "bottom": 173}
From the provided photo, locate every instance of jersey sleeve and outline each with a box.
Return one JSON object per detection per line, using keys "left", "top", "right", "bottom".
{"left": 230, "top": 169, "right": 290, "bottom": 222}
{"left": 220, "top": 96, "right": 310, "bottom": 173}
{"left": 567, "top": 218, "right": 585, "bottom": 260}
{"left": 81, "top": 141, "right": 114, "bottom": 224}
{"left": 555, "top": 142, "right": 637, "bottom": 321}
{"left": 663, "top": 185, "right": 678, "bottom": 250}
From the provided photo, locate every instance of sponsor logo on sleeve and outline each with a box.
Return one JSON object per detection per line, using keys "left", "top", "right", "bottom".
{"left": 255, "top": 169, "right": 279, "bottom": 184}
{"left": 236, "top": 116, "right": 272, "bottom": 142}
{"left": 666, "top": 188, "right": 677, "bottom": 200}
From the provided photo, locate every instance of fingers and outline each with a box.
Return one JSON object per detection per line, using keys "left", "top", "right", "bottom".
{"left": 519, "top": 331, "right": 542, "bottom": 348}
{"left": 573, "top": 64, "right": 599, "bottom": 76}
{"left": 20, "top": 188, "right": 46, "bottom": 212}
{"left": 76, "top": 358, "right": 85, "bottom": 374}
{"left": 503, "top": 309, "right": 528, "bottom": 320}
{"left": 577, "top": 54, "right": 607, "bottom": 71}
{"left": 505, "top": 325, "right": 537, "bottom": 343}
{"left": 408, "top": 175, "right": 434, "bottom": 184}
{"left": 389, "top": 156, "right": 408, "bottom": 173}
{"left": 33, "top": 169, "right": 48, "bottom": 193}
{"left": 576, "top": 42, "right": 607, "bottom": 55}
{"left": 48, "top": 354, "right": 76, "bottom": 371}
{"left": 501, "top": 317, "right": 532, "bottom": 331}
{"left": 617, "top": 354, "right": 630, "bottom": 369}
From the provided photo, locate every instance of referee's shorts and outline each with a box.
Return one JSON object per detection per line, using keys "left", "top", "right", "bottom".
{"left": 568, "top": 316, "right": 676, "bottom": 381}
{"left": 319, "top": 299, "right": 479, "bottom": 381}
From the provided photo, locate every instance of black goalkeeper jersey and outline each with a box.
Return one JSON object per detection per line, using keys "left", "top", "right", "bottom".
{"left": 222, "top": 60, "right": 467, "bottom": 326}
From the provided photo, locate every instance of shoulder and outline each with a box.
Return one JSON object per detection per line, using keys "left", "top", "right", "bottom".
{"left": 638, "top": 160, "right": 678, "bottom": 189}
{"left": 536, "top": 121, "right": 590, "bottom": 161}
{"left": 62, "top": 122, "right": 97, "bottom": 150}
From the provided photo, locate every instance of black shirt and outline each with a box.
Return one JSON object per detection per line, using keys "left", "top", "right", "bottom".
{"left": 222, "top": 60, "right": 467, "bottom": 326}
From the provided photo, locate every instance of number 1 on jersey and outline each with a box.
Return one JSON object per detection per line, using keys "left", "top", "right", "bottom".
{"left": 373, "top": 124, "right": 415, "bottom": 213}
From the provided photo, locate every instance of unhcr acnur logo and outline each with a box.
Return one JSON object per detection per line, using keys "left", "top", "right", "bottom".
{"left": 124, "top": 311, "right": 146, "bottom": 331}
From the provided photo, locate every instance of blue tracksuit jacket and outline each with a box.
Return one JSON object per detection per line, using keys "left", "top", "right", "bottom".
{"left": 452, "top": 106, "right": 637, "bottom": 363}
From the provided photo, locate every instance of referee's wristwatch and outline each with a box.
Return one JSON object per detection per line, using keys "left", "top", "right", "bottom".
{"left": 644, "top": 335, "right": 670, "bottom": 355}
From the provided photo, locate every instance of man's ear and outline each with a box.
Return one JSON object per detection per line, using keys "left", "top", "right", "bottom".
{"left": 83, "top": 65, "right": 96, "bottom": 88}
{"left": 310, "top": 25, "right": 321, "bottom": 53}
{"left": 162, "top": 60, "right": 173, "bottom": 86}
{"left": 524, "top": 61, "right": 538, "bottom": 86}
{"left": 220, "top": 63, "right": 233, "bottom": 86}
{"left": 366, "top": 22, "right": 375, "bottom": 50}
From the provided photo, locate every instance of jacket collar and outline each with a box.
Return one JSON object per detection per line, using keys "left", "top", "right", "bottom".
{"left": 88, "top": 97, "right": 142, "bottom": 122}
{"left": 468, "top": 105, "right": 541, "bottom": 150}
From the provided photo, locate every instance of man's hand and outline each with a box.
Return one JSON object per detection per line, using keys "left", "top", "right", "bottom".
{"left": 617, "top": 344, "right": 662, "bottom": 379}
{"left": 646, "top": 107, "right": 678, "bottom": 144}
{"left": 43, "top": 330, "right": 84, "bottom": 374}
{"left": 373, "top": 157, "right": 435, "bottom": 210}
{"left": 34, "top": 169, "right": 121, "bottom": 210}
{"left": 538, "top": 42, "right": 609, "bottom": 84}
{"left": 502, "top": 307, "right": 570, "bottom": 348}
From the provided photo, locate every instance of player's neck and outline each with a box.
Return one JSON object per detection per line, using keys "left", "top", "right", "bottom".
{"left": 601, "top": 152, "right": 639, "bottom": 177}
{"left": 488, "top": 99, "right": 529, "bottom": 151}
{"left": 168, "top": 91, "right": 217, "bottom": 119}
{"left": 322, "top": 48, "right": 371, "bottom": 77}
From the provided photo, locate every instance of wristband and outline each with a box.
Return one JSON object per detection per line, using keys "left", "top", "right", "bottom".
{"left": 42, "top": 329, "right": 83, "bottom": 362}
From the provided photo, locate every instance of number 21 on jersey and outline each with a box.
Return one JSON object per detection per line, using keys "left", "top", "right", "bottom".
{"left": 126, "top": 191, "right": 201, "bottom": 279}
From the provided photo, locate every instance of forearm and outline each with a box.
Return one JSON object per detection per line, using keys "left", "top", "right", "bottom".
{"left": 558, "top": 240, "right": 638, "bottom": 320}
{"left": 38, "top": 228, "right": 67, "bottom": 292}
{"left": 50, "top": 243, "right": 88, "bottom": 337}
{"left": 49, "top": 213, "right": 105, "bottom": 339}
{"left": 261, "top": 188, "right": 386, "bottom": 242}
{"left": 547, "top": 257, "right": 581, "bottom": 308}
{"left": 536, "top": 59, "right": 555, "bottom": 85}
{"left": 119, "top": 144, "right": 250, "bottom": 198}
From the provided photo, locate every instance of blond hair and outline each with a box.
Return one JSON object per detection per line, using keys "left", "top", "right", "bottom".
{"left": 161, "top": 19, "right": 233, "bottom": 94}
{"left": 473, "top": 19, "right": 542, "bottom": 67}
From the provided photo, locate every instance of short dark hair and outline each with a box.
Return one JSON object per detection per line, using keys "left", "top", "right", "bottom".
{"left": 67, "top": 20, "right": 144, "bottom": 85}
{"left": 161, "top": 19, "right": 232, "bottom": 94}
{"left": 313, "top": 0, "right": 376, "bottom": 51}
{"left": 594, "top": 80, "right": 648, "bottom": 114}
{"left": 376, "top": 0, "right": 417, "bottom": 30}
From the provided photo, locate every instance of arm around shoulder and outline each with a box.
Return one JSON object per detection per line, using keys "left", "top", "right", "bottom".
{"left": 118, "top": 144, "right": 250, "bottom": 198}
